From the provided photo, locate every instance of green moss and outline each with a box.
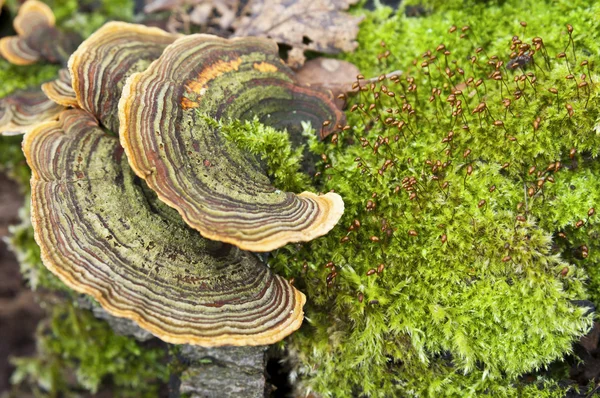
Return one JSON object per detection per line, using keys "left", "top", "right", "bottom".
{"left": 11, "top": 302, "right": 168, "bottom": 397}
{"left": 0, "top": 135, "right": 31, "bottom": 188}
{"left": 217, "top": 117, "right": 312, "bottom": 193}
{"left": 55, "top": 0, "right": 134, "bottom": 40}
{"left": 0, "top": 60, "right": 59, "bottom": 98}
{"left": 219, "top": 0, "right": 600, "bottom": 396}
{"left": 8, "top": 200, "right": 71, "bottom": 293}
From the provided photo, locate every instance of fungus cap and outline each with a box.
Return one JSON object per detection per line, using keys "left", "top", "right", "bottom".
{"left": 68, "top": 22, "right": 179, "bottom": 133}
{"left": 0, "top": 0, "right": 79, "bottom": 65}
{"left": 0, "top": 0, "right": 54, "bottom": 65}
{"left": 41, "top": 69, "right": 78, "bottom": 108}
{"left": 13, "top": 0, "right": 55, "bottom": 37}
{"left": 0, "top": 89, "right": 64, "bottom": 135}
{"left": 24, "top": 109, "right": 306, "bottom": 346}
{"left": 119, "top": 34, "right": 345, "bottom": 252}
{"left": 0, "top": 36, "right": 40, "bottom": 65}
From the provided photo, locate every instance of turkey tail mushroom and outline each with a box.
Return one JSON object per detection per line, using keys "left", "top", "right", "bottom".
{"left": 0, "top": 0, "right": 80, "bottom": 65}
{"left": 0, "top": 89, "right": 63, "bottom": 135}
{"left": 68, "top": 22, "right": 180, "bottom": 133}
{"left": 23, "top": 109, "right": 305, "bottom": 346}
{"left": 41, "top": 69, "right": 78, "bottom": 108}
{"left": 118, "top": 34, "right": 344, "bottom": 252}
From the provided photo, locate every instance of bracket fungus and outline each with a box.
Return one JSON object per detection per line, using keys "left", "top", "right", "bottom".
{"left": 68, "top": 22, "right": 180, "bottom": 133}
{"left": 24, "top": 109, "right": 306, "bottom": 346}
{"left": 15, "top": 21, "right": 345, "bottom": 345}
{"left": 0, "top": 89, "right": 64, "bottom": 135}
{"left": 0, "top": 0, "right": 80, "bottom": 65}
{"left": 41, "top": 69, "right": 78, "bottom": 108}
{"left": 118, "top": 33, "right": 344, "bottom": 251}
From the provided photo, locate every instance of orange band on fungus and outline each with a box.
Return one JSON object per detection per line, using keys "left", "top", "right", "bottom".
{"left": 119, "top": 34, "right": 344, "bottom": 252}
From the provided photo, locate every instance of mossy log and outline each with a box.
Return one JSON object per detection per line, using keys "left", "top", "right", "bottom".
{"left": 78, "top": 297, "right": 268, "bottom": 397}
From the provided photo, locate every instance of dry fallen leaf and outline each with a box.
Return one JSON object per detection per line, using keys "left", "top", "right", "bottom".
{"left": 295, "top": 57, "right": 360, "bottom": 91}
{"left": 233, "top": 0, "right": 363, "bottom": 63}
{"left": 144, "top": 0, "right": 363, "bottom": 66}
{"left": 286, "top": 47, "right": 306, "bottom": 69}
{"left": 295, "top": 57, "right": 360, "bottom": 106}
{"left": 144, "top": 0, "right": 239, "bottom": 33}
{"left": 144, "top": 0, "right": 191, "bottom": 13}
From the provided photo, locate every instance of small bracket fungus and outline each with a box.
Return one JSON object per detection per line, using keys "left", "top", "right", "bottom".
{"left": 117, "top": 33, "right": 345, "bottom": 251}
{"left": 41, "top": 69, "right": 78, "bottom": 108}
{"left": 68, "top": 22, "right": 180, "bottom": 134}
{"left": 24, "top": 109, "right": 305, "bottom": 346}
{"left": 0, "top": 89, "right": 64, "bottom": 136}
{"left": 0, "top": 0, "right": 80, "bottom": 65}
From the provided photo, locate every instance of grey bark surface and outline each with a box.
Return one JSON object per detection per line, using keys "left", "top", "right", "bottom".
{"left": 178, "top": 345, "right": 268, "bottom": 398}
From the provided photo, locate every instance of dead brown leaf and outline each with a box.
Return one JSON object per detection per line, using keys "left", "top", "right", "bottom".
{"left": 233, "top": 0, "right": 363, "bottom": 62}
{"left": 295, "top": 57, "right": 359, "bottom": 106}
{"left": 144, "top": 0, "right": 363, "bottom": 66}
{"left": 295, "top": 57, "right": 360, "bottom": 91}
{"left": 144, "top": 0, "right": 191, "bottom": 13}
{"left": 144, "top": 0, "right": 239, "bottom": 33}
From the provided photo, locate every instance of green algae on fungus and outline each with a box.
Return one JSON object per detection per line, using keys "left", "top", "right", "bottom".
{"left": 243, "top": 1, "right": 600, "bottom": 396}
{"left": 24, "top": 108, "right": 305, "bottom": 346}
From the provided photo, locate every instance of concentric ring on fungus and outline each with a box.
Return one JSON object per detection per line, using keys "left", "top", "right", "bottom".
{"left": 24, "top": 109, "right": 306, "bottom": 346}
{"left": 0, "top": 0, "right": 79, "bottom": 65}
{"left": 0, "top": 89, "right": 64, "bottom": 136}
{"left": 0, "top": 0, "right": 54, "bottom": 65}
{"left": 41, "top": 69, "right": 78, "bottom": 108}
{"left": 118, "top": 33, "right": 345, "bottom": 252}
{"left": 68, "top": 21, "right": 180, "bottom": 133}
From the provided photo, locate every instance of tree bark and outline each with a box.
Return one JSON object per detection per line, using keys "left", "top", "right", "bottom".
{"left": 80, "top": 297, "right": 268, "bottom": 398}
{"left": 177, "top": 345, "right": 268, "bottom": 398}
